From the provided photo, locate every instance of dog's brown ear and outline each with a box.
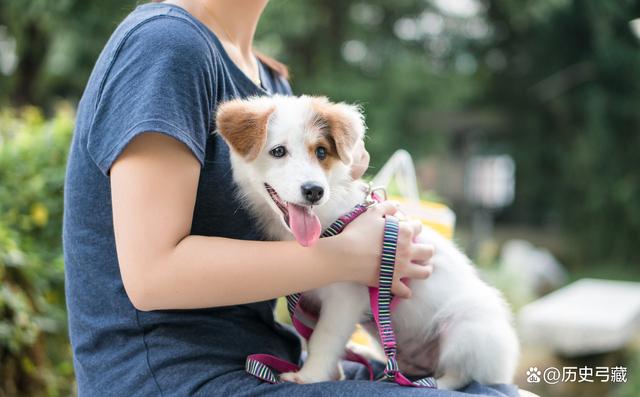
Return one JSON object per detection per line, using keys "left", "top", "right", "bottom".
{"left": 310, "top": 97, "right": 365, "bottom": 165}
{"left": 216, "top": 99, "right": 275, "bottom": 161}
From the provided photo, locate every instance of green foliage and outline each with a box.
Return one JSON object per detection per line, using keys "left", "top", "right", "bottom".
{"left": 0, "top": 106, "right": 75, "bottom": 396}
{"left": 0, "top": 0, "right": 137, "bottom": 106}
{"left": 482, "top": 0, "right": 640, "bottom": 265}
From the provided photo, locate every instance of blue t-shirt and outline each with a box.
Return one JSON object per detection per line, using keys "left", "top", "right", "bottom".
{"left": 63, "top": 4, "right": 519, "bottom": 397}
{"left": 63, "top": 3, "right": 300, "bottom": 396}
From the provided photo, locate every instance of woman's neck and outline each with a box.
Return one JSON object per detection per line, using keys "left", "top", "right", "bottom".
{"left": 164, "top": 0, "right": 268, "bottom": 82}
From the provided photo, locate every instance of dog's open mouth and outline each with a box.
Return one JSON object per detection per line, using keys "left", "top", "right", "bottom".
{"left": 265, "top": 183, "right": 322, "bottom": 247}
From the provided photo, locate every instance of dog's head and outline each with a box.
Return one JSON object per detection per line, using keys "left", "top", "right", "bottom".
{"left": 216, "top": 95, "right": 365, "bottom": 246}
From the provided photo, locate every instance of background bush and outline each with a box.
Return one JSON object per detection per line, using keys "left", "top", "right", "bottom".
{"left": 0, "top": 106, "right": 74, "bottom": 396}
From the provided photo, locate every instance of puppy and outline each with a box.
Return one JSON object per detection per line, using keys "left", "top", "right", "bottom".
{"left": 216, "top": 95, "right": 519, "bottom": 390}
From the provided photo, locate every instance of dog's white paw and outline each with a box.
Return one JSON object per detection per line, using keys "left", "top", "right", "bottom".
{"left": 436, "top": 372, "right": 468, "bottom": 390}
{"left": 280, "top": 371, "right": 308, "bottom": 384}
{"left": 280, "top": 364, "right": 342, "bottom": 384}
{"left": 346, "top": 341, "right": 386, "bottom": 363}
{"left": 335, "top": 362, "right": 345, "bottom": 381}
{"left": 280, "top": 369, "right": 329, "bottom": 384}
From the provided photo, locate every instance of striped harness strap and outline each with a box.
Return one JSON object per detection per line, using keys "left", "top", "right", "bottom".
{"left": 246, "top": 195, "right": 437, "bottom": 389}
{"left": 368, "top": 216, "right": 437, "bottom": 388}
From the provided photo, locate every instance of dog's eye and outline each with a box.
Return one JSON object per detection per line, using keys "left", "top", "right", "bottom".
{"left": 316, "top": 147, "right": 327, "bottom": 161}
{"left": 270, "top": 146, "right": 287, "bottom": 158}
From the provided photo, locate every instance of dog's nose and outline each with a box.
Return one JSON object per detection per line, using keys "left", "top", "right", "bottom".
{"left": 301, "top": 182, "right": 324, "bottom": 204}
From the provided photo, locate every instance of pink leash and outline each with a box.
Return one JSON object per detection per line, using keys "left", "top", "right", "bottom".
{"left": 245, "top": 192, "right": 437, "bottom": 388}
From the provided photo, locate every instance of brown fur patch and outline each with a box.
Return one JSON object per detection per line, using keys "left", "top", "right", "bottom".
{"left": 306, "top": 133, "right": 339, "bottom": 171}
{"left": 216, "top": 100, "right": 275, "bottom": 161}
{"left": 310, "top": 97, "right": 360, "bottom": 165}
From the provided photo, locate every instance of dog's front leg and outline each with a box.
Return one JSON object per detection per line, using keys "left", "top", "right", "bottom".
{"left": 281, "top": 282, "right": 369, "bottom": 384}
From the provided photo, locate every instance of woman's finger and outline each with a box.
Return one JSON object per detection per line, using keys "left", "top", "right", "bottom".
{"left": 373, "top": 201, "right": 399, "bottom": 217}
{"left": 404, "top": 263, "right": 434, "bottom": 280}
{"left": 392, "top": 280, "right": 412, "bottom": 299}
{"left": 409, "top": 219, "right": 422, "bottom": 237}
{"left": 411, "top": 243, "right": 434, "bottom": 264}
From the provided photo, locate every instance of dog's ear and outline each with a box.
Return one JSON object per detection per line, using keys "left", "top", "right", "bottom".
{"left": 216, "top": 99, "right": 275, "bottom": 161}
{"left": 311, "top": 97, "right": 365, "bottom": 165}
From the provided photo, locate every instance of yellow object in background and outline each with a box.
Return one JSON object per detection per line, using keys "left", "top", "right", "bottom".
{"left": 350, "top": 324, "right": 374, "bottom": 346}
{"left": 371, "top": 150, "right": 455, "bottom": 241}
{"left": 389, "top": 196, "right": 456, "bottom": 240}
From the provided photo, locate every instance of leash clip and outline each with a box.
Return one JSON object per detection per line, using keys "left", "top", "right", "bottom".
{"left": 363, "top": 182, "right": 388, "bottom": 207}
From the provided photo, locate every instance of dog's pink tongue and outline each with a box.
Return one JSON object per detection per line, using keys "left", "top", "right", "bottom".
{"left": 288, "top": 203, "right": 321, "bottom": 247}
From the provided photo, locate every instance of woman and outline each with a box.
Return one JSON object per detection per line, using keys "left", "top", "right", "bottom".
{"left": 62, "top": 1, "right": 518, "bottom": 396}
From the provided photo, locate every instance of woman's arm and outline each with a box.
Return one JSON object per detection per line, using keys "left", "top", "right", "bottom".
{"left": 111, "top": 133, "right": 433, "bottom": 311}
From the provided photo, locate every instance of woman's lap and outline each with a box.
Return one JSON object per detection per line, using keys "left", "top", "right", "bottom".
{"left": 192, "top": 361, "right": 520, "bottom": 397}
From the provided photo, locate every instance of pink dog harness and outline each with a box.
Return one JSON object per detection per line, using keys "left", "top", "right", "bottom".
{"left": 245, "top": 192, "right": 437, "bottom": 389}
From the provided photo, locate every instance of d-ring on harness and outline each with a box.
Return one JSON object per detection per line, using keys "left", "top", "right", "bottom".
{"left": 245, "top": 185, "right": 437, "bottom": 389}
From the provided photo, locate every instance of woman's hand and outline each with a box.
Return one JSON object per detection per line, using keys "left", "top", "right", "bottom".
{"left": 329, "top": 201, "right": 434, "bottom": 298}
{"left": 350, "top": 140, "right": 370, "bottom": 180}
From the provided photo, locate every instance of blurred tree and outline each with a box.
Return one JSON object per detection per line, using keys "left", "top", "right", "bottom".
{"left": 0, "top": 0, "right": 135, "bottom": 107}
{"left": 480, "top": 0, "right": 640, "bottom": 264}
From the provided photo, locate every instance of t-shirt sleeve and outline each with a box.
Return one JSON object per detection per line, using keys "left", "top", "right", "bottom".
{"left": 87, "top": 17, "right": 215, "bottom": 175}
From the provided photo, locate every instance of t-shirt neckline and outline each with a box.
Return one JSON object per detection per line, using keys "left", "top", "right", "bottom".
{"left": 143, "top": 2, "right": 270, "bottom": 95}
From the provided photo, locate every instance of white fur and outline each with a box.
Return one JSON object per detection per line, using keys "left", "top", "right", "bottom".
{"left": 219, "top": 95, "right": 519, "bottom": 389}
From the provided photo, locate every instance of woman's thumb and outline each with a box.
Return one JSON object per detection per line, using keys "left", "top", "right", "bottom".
{"left": 376, "top": 200, "right": 399, "bottom": 216}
